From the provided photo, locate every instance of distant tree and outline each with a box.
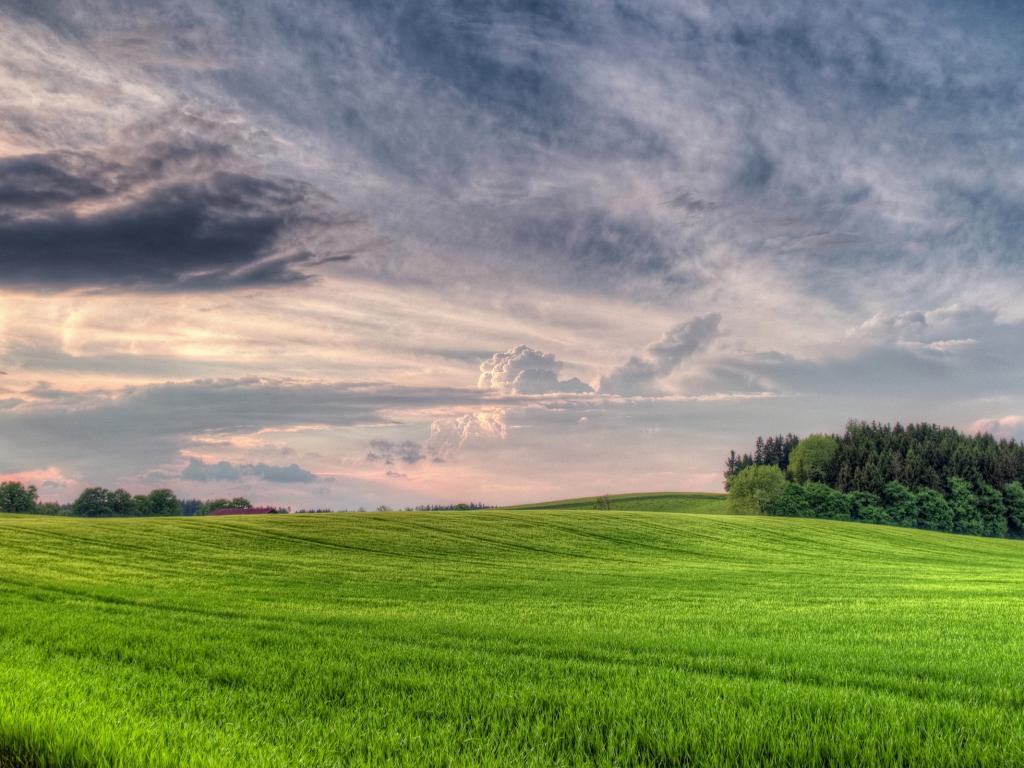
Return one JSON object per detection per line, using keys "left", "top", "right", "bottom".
{"left": 595, "top": 495, "right": 611, "bottom": 510}
{"left": 728, "top": 465, "right": 787, "bottom": 515}
{"left": 948, "top": 476, "right": 983, "bottom": 536}
{"left": 230, "top": 497, "right": 253, "bottom": 509}
{"left": 788, "top": 435, "right": 838, "bottom": 484}
{"left": 145, "top": 489, "right": 181, "bottom": 517}
{"left": 199, "top": 498, "right": 233, "bottom": 515}
{"left": 0, "top": 481, "right": 39, "bottom": 513}
{"left": 1003, "top": 482, "right": 1024, "bottom": 537}
{"left": 35, "top": 502, "right": 68, "bottom": 516}
{"left": 375, "top": 505, "right": 391, "bottom": 512}
{"left": 108, "top": 488, "right": 139, "bottom": 517}
{"left": 73, "top": 487, "right": 113, "bottom": 517}
{"left": 914, "top": 489, "right": 954, "bottom": 531}
{"left": 180, "top": 499, "right": 203, "bottom": 516}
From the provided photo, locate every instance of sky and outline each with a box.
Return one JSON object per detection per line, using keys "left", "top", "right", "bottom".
{"left": 1, "top": 1, "right": 1024, "bottom": 509}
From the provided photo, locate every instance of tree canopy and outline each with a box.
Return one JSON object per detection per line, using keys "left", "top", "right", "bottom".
{"left": 728, "top": 465, "right": 787, "bottom": 515}
{"left": 725, "top": 421, "right": 1024, "bottom": 538}
{"left": 787, "top": 435, "right": 838, "bottom": 484}
{"left": 0, "top": 481, "right": 38, "bottom": 513}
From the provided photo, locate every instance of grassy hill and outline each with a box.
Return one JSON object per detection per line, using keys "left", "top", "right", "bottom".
{"left": 510, "top": 491, "right": 728, "bottom": 513}
{"left": 2, "top": 509, "right": 1024, "bottom": 766}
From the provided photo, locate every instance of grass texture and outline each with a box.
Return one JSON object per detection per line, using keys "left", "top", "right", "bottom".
{"left": 510, "top": 491, "right": 728, "bottom": 514}
{"left": 1, "top": 508, "right": 1023, "bottom": 766}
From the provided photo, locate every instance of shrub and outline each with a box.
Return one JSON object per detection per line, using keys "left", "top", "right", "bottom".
{"left": 803, "top": 482, "right": 852, "bottom": 521}
{"left": 766, "top": 483, "right": 811, "bottom": 517}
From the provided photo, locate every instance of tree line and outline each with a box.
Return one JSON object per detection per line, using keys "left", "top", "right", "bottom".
{"left": 726, "top": 420, "right": 1024, "bottom": 538}
{"left": 0, "top": 483, "right": 488, "bottom": 517}
{"left": 0, "top": 484, "right": 265, "bottom": 517}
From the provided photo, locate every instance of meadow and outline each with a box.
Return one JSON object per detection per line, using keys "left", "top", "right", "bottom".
{"left": 2, "top": 496, "right": 1024, "bottom": 766}
{"left": 510, "top": 491, "right": 729, "bottom": 514}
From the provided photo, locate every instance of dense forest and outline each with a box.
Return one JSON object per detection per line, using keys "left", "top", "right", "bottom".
{"left": 726, "top": 420, "right": 1024, "bottom": 538}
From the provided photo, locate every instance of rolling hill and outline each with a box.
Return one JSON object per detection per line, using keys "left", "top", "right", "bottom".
{"left": 1, "top": 507, "right": 1023, "bottom": 766}
{"left": 510, "top": 491, "right": 728, "bottom": 513}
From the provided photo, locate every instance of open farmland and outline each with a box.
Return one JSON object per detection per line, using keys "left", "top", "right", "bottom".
{"left": 2, "top": 508, "right": 1024, "bottom": 766}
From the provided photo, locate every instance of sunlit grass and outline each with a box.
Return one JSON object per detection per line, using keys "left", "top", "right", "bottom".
{"left": 1, "top": 509, "right": 1023, "bottom": 766}
{"left": 510, "top": 491, "right": 729, "bottom": 514}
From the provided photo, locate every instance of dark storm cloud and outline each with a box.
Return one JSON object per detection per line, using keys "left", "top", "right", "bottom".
{"left": 0, "top": 153, "right": 111, "bottom": 207}
{"left": 0, "top": 116, "right": 359, "bottom": 291}
{"left": 0, "top": 171, "right": 335, "bottom": 290}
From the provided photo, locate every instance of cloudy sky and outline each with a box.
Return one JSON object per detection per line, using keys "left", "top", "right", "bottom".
{"left": 2, "top": 1, "right": 1023, "bottom": 508}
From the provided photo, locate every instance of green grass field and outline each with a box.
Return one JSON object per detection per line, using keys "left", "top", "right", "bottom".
{"left": 510, "top": 491, "right": 728, "bottom": 514}
{"left": 2, "top": 506, "right": 1024, "bottom": 766}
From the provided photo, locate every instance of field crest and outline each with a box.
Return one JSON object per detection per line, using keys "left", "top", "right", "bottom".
{"left": 509, "top": 491, "right": 728, "bottom": 513}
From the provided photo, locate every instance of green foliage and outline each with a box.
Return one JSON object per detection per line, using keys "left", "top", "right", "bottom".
{"left": 0, "top": 481, "right": 38, "bottom": 513}
{"left": 143, "top": 489, "right": 181, "bottom": 517}
{"left": 724, "top": 434, "right": 799, "bottom": 488}
{"left": 766, "top": 482, "right": 811, "bottom": 517}
{"left": 848, "top": 491, "right": 887, "bottom": 523}
{"left": 2, "top": 511, "right": 1024, "bottom": 766}
{"left": 1004, "top": 482, "right": 1024, "bottom": 535}
{"left": 803, "top": 482, "right": 852, "bottom": 520}
{"left": 763, "top": 475, "right": 1021, "bottom": 540}
{"left": 729, "top": 420, "right": 1024, "bottom": 496}
{"left": 914, "top": 489, "right": 954, "bottom": 531}
{"left": 729, "top": 422, "right": 1024, "bottom": 538}
{"left": 881, "top": 482, "right": 917, "bottom": 527}
{"left": 787, "top": 435, "right": 838, "bottom": 484}
{"left": 976, "top": 482, "right": 1009, "bottom": 538}
{"left": 198, "top": 497, "right": 253, "bottom": 515}
{"left": 948, "top": 476, "right": 984, "bottom": 536}
{"left": 72, "top": 487, "right": 181, "bottom": 517}
{"left": 34, "top": 502, "right": 68, "bottom": 516}
{"left": 199, "top": 498, "right": 232, "bottom": 515}
{"left": 728, "top": 465, "right": 787, "bottom": 515}
{"left": 73, "top": 487, "right": 115, "bottom": 517}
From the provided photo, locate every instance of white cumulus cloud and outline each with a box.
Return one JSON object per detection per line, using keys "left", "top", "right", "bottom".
{"left": 427, "top": 409, "right": 508, "bottom": 461}
{"left": 478, "top": 345, "right": 591, "bottom": 395}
